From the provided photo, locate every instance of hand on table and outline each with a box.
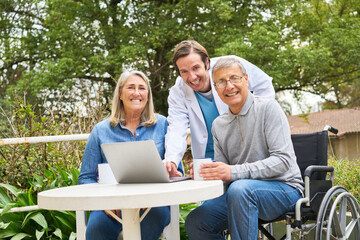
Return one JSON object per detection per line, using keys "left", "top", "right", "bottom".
{"left": 164, "top": 161, "right": 182, "bottom": 177}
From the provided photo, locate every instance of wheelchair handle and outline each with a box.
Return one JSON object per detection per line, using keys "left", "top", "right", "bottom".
{"left": 304, "top": 165, "right": 334, "bottom": 178}
{"left": 323, "top": 125, "right": 338, "bottom": 134}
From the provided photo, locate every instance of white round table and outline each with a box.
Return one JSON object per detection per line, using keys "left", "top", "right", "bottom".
{"left": 38, "top": 180, "right": 224, "bottom": 239}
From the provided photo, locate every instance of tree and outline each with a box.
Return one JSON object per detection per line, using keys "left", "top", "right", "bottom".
{"left": 1, "top": 0, "right": 359, "bottom": 116}
{"left": 215, "top": 0, "right": 360, "bottom": 110}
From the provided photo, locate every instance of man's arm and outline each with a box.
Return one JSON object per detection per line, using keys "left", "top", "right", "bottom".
{"left": 164, "top": 78, "right": 190, "bottom": 175}
{"left": 230, "top": 100, "right": 294, "bottom": 180}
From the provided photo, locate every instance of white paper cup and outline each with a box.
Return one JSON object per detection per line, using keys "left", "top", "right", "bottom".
{"left": 193, "top": 158, "right": 213, "bottom": 181}
{"left": 98, "top": 163, "right": 117, "bottom": 184}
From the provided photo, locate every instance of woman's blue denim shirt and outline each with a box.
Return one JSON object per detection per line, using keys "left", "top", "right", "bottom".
{"left": 78, "top": 114, "right": 181, "bottom": 184}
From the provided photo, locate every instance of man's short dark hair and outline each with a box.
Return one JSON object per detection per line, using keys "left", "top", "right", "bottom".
{"left": 172, "top": 40, "right": 210, "bottom": 75}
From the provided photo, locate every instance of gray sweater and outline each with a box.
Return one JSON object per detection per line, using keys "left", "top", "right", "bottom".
{"left": 212, "top": 92, "right": 304, "bottom": 193}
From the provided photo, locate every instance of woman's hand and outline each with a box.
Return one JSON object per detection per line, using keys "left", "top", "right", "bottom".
{"left": 105, "top": 209, "right": 120, "bottom": 219}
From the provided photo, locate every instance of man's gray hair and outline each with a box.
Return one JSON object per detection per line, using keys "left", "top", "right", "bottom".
{"left": 212, "top": 57, "right": 247, "bottom": 75}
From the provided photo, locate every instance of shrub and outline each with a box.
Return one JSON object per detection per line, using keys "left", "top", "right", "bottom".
{"left": 0, "top": 166, "right": 79, "bottom": 240}
{"left": 328, "top": 157, "right": 360, "bottom": 202}
{"left": 0, "top": 96, "right": 107, "bottom": 189}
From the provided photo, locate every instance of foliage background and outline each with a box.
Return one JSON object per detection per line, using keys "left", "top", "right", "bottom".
{"left": 1, "top": 0, "right": 360, "bottom": 124}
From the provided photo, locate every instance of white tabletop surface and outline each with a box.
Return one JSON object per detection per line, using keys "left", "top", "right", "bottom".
{"left": 38, "top": 180, "right": 224, "bottom": 211}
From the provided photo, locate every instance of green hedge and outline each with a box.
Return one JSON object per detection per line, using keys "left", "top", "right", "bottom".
{"left": 0, "top": 98, "right": 105, "bottom": 189}
{"left": 328, "top": 157, "right": 360, "bottom": 201}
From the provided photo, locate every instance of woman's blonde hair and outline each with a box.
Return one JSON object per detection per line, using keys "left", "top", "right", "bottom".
{"left": 109, "top": 70, "right": 157, "bottom": 127}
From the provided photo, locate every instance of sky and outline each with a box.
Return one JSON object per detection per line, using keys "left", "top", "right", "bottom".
{"left": 277, "top": 90, "right": 324, "bottom": 116}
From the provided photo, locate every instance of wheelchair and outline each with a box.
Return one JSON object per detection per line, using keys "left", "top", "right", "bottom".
{"left": 256, "top": 126, "right": 360, "bottom": 240}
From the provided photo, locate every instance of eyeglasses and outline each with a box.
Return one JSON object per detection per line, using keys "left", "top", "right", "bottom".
{"left": 214, "top": 76, "right": 244, "bottom": 88}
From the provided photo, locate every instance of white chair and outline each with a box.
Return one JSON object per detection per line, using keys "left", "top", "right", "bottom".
{"left": 76, "top": 163, "right": 180, "bottom": 240}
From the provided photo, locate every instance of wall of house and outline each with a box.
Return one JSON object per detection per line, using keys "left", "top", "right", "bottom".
{"left": 328, "top": 132, "right": 360, "bottom": 161}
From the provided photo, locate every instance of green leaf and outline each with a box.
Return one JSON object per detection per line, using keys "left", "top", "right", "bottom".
{"left": 69, "top": 168, "right": 80, "bottom": 185}
{"left": 57, "top": 166, "right": 69, "bottom": 181}
{"left": 27, "top": 187, "right": 35, "bottom": 206}
{"left": 10, "top": 232, "right": 32, "bottom": 240}
{"left": 30, "top": 175, "right": 44, "bottom": 189}
{"left": 0, "top": 221, "right": 11, "bottom": 229}
{"left": 35, "top": 229, "right": 45, "bottom": 240}
{"left": 44, "top": 169, "right": 56, "bottom": 179}
{"left": 31, "top": 212, "right": 48, "bottom": 230}
{"left": 54, "top": 214, "right": 73, "bottom": 230}
{"left": 16, "top": 192, "right": 32, "bottom": 207}
{"left": 0, "top": 183, "right": 21, "bottom": 199}
{"left": 53, "top": 228, "right": 62, "bottom": 238}
{"left": 0, "top": 203, "right": 17, "bottom": 215}
{"left": 0, "top": 222, "right": 17, "bottom": 238}
{"left": 69, "top": 232, "right": 77, "bottom": 240}
{"left": 0, "top": 188, "right": 12, "bottom": 205}
{"left": 21, "top": 212, "right": 34, "bottom": 228}
{"left": 21, "top": 212, "right": 48, "bottom": 230}
{"left": 49, "top": 180, "right": 57, "bottom": 190}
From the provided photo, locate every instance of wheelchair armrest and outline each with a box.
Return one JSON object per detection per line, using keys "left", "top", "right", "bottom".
{"left": 304, "top": 165, "right": 334, "bottom": 178}
{"left": 303, "top": 165, "right": 334, "bottom": 207}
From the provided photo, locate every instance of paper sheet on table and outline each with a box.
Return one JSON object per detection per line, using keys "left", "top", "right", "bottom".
{"left": 98, "top": 163, "right": 117, "bottom": 184}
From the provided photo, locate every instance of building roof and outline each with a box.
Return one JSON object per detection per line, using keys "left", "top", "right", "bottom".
{"left": 287, "top": 107, "right": 360, "bottom": 136}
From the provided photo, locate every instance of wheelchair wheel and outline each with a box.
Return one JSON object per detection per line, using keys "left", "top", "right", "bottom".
{"left": 315, "top": 186, "right": 360, "bottom": 240}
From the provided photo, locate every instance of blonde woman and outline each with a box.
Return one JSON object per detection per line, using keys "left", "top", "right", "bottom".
{"left": 78, "top": 70, "right": 181, "bottom": 240}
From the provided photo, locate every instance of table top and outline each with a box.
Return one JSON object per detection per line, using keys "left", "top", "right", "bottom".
{"left": 38, "top": 180, "right": 224, "bottom": 211}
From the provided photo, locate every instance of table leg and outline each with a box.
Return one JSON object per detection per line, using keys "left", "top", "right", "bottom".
{"left": 122, "top": 209, "right": 141, "bottom": 240}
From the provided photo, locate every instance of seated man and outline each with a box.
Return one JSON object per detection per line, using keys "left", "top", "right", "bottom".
{"left": 185, "top": 57, "right": 304, "bottom": 240}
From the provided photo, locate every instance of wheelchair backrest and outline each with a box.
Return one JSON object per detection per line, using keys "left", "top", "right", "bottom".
{"left": 291, "top": 130, "right": 331, "bottom": 212}
{"left": 291, "top": 130, "right": 328, "bottom": 181}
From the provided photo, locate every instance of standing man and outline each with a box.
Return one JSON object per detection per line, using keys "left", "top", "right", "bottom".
{"left": 185, "top": 56, "right": 303, "bottom": 240}
{"left": 164, "top": 40, "right": 275, "bottom": 176}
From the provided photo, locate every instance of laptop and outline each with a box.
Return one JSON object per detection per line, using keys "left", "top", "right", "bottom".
{"left": 101, "top": 140, "right": 191, "bottom": 183}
